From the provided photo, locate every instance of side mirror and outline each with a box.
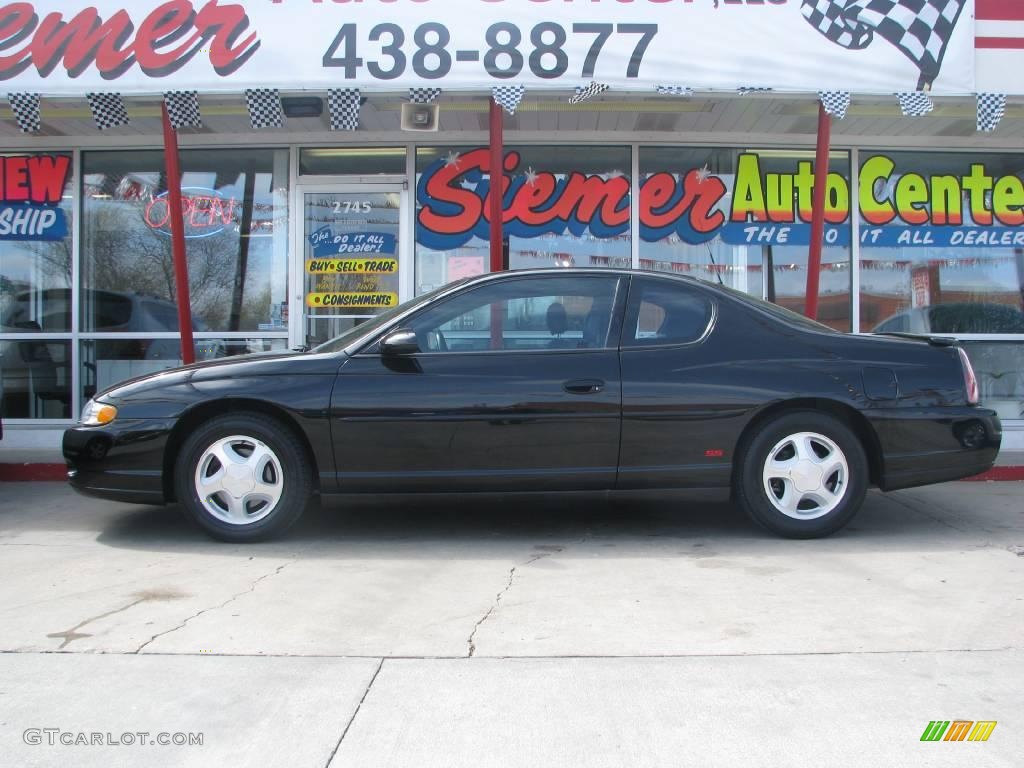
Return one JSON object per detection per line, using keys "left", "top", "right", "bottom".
{"left": 380, "top": 328, "right": 420, "bottom": 356}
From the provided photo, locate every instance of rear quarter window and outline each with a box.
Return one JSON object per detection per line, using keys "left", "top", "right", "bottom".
{"left": 625, "top": 280, "right": 713, "bottom": 347}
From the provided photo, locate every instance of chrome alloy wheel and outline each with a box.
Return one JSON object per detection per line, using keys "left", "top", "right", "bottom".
{"left": 194, "top": 435, "right": 284, "bottom": 525}
{"left": 761, "top": 431, "right": 849, "bottom": 520}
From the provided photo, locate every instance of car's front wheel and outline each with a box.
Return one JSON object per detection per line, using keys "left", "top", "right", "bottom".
{"left": 734, "top": 411, "right": 868, "bottom": 538}
{"left": 174, "top": 412, "right": 312, "bottom": 542}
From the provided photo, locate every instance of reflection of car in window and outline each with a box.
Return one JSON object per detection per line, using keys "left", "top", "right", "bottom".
{"left": 873, "top": 303, "right": 1024, "bottom": 335}
{"left": 1, "top": 289, "right": 221, "bottom": 414}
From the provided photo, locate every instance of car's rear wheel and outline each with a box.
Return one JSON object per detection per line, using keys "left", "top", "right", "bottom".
{"left": 734, "top": 411, "right": 867, "bottom": 538}
{"left": 174, "top": 413, "right": 311, "bottom": 542}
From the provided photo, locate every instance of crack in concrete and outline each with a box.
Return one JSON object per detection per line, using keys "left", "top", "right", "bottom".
{"left": 467, "top": 553, "right": 550, "bottom": 658}
{"left": 325, "top": 658, "right": 384, "bottom": 767}
{"left": 134, "top": 561, "right": 294, "bottom": 654}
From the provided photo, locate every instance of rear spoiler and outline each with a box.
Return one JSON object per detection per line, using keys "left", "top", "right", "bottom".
{"left": 873, "top": 332, "right": 956, "bottom": 347}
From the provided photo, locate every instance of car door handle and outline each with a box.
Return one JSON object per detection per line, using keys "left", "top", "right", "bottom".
{"left": 564, "top": 379, "right": 605, "bottom": 395}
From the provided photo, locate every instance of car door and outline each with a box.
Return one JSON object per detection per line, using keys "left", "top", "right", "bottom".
{"left": 330, "top": 273, "right": 626, "bottom": 492}
{"left": 617, "top": 276, "right": 737, "bottom": 490}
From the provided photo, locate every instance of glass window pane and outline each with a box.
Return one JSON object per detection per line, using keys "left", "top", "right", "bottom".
{"left": 0, "top": 339, "right": 71, "bottom": 418}
{"left": 81, "top": 149, "right": 289, "bottom": 333}
{"left": 415, "top": 146, "right": 631, "bottom": 295}
{"left": 638, "top": 147, "right": 852, "bottom": 332}
{"left": 859, "top": 151, "right": 1024, "bottom": 336}
{"left": 0, "top": 152, "right": 74, "bottom": 333}
{"left": 299, "top": 147, "right": 407, "bottom": 176}
{"left": 962, "top": 341, "right": 1024, "bottom": 421}
{"left": 408, "top": 276, "right": 619, "bottom": 352}
{"left": 625, "top": 279, "right": 713, "bottom": 347}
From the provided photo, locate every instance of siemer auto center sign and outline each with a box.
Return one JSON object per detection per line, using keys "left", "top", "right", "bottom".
{"left": 0, "top": 0, "right": 976, "bottom": 96}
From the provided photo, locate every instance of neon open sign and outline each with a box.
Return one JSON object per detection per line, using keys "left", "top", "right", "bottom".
{"left": 144, "top": 186, "right": 238, "bottom": 239}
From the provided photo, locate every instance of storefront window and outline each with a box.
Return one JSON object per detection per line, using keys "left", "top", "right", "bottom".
{"left": 0, "top": 152, "right": 74, "bottom": 418}
{"left": 299, "top": 147, "right": 407, "bottom": 176}
{"left": 82, "top": 149, "right": 289, "bottom": 334}
{"left": 639, "top": 147, "right": 853, "bottom": 331}
{"left": 859, "top": 150, "right": 1024, "bottom": 418}
{"left": 415, "top": 145, "right": 631, "bottom": 295}
{"left": 75, "top": 149, "right": 290, "bottom": 403}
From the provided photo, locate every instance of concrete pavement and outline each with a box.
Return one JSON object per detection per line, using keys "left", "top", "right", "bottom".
{"left": 0, "top": 481, "right": 1021, "bottom": 766}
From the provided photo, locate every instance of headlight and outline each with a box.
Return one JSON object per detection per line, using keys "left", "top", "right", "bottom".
{"left": 80, "top": 399, "right": 118, "bottom": 426}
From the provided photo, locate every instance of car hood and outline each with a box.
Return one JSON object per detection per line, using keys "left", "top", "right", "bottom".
{"left": 96, "top": 349, "right": 345, "bottom": 402}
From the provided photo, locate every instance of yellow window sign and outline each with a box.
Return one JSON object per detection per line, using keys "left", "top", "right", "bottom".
{"left": 306, "top": 292, "right": 398, "bottom": 309}
{"left": 306, "top": 258, "right": 398, "bottom": 275}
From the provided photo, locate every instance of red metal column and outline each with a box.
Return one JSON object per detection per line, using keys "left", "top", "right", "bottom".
{"left": 488, "top": 98, "right": 505, "bottom": 349}
{"left": 161, "top": 102, "right": 195, "bottom": 365}
{"left": 488, "top": 98, "right": 504, "bottom": 273}
{"left": 805, "top": 101, "right": 832, "bottom": 321}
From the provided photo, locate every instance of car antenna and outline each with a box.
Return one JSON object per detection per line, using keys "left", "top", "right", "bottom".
{"left": 705, "top": 243, "right": 725, "bottom": 286}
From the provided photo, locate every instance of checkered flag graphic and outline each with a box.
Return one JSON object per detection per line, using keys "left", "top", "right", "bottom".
{"left": 801, "top": 0, "right": 968, "bottom": 90}
{"left": 977, "top": 93, "right": 1006, "bottom": 133}
{"left": 655, "top": 86, "right": 694, "bottom": 97}
{"left": 328, "top": 88, "right": 361, "bottom": 131}
{"left": 163, "top": 91, "right": 201, "bottom": 129}
{"left": 737, "top": 87, "right": 773, "bottom": 96}
{"left": 492, "top": 85, "right": 525, "bottom": 115}
{"left": 569, "top": 82, "right": 610, "bottom": 105}
{"left": 819, "top": 91, "right": 852, "bottom": 119}
{"left": 245, "top": 88, "right": 283, "bottom": 129}
{"left": 896, "top": 91, "right": 934, "bottom": 116}
{"left": 409, "top": 88, "right": 441, "bottom": 104}
{"left": 86, "top": 93, "right": 129, "bottom": 130}
{"left": 7, "top": 93, "right": 40, "bottom": 133}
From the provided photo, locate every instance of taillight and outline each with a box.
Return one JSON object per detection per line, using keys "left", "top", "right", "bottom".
{"left": 957, "top": 347, "right": 979, "bottom": 405}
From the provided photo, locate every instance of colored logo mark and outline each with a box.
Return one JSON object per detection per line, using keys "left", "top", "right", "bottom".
{"left": 920, "top": 720, "right": 997, "bottom": 742}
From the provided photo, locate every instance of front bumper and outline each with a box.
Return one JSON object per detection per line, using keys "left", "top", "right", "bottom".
{"left": 867, "top": 406, "right": 1002, "bottom": 491}
{"left": 63, "top": 418, "right": 177, "bottom": 505}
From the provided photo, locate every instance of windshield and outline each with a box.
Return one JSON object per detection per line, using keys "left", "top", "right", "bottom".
{"left": 312, "top": 280, "right": 469, "bottom": 354}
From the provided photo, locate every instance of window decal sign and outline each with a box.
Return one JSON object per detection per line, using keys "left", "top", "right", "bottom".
{"left": 0, "top": 0, "right": 977, "bottom": 95}
{"left": 0, "top": 154, "right": 70, "bottom": 241}
{"left": 307, "top": 226, "right": 397, "bottom": 259}
{"left": 417, "top": 149, "right": 1024, "bottom": 251}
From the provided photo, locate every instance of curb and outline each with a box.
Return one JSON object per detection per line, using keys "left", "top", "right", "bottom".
{"left": 2, "top": 464, "right": 1023, "bottom": 483}
{"left": 0, "top": 464, "right": 67, "bottom": 482}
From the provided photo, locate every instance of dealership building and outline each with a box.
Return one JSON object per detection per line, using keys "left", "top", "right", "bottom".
{"left": 2, "top": 0, "right": 1024, "bottom": 457}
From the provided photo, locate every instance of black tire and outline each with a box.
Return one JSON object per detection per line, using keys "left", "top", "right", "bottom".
{"left": 734, "top": 410, "right": 868, "bottom": 539}
{"left": 174, "top": 412, "right": 312, "bottom": 542}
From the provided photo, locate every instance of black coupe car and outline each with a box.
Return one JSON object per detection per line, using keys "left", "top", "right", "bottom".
{"left": 64, "top": 269, "right": 1001, "bottom": 542}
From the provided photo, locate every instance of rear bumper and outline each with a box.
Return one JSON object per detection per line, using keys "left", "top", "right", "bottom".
{"left": 867, "top": 406, "right": 1002, "bottom": 491}
{"left": 63, "top": 418, "right": 175, "bottom": 505}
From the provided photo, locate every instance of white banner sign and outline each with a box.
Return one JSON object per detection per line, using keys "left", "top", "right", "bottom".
{"left": 0, "top": 0, "right": 975, "bottom": 96}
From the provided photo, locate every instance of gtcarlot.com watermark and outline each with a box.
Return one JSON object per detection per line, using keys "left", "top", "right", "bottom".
{"left": 24, "top": 729, "right": 203, "bottom": 747}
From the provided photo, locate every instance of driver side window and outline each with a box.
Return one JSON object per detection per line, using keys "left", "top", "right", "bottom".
{"left": 405, "top": 276, "right": 621, "bottom": 353}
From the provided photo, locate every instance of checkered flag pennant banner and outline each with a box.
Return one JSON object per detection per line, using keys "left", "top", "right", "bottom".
{"left": 328, "top": 88, "right": 361, "bottom": 131}
{"left": 163, "top": 91, "right": 201, "bottom": 129}
{"left": 409, "top": 88, "right": 441, "bottom": 104}
{"left": 245, "top": 88, "right": 283, "bottom": 129}
{"left": 977, "top": 93, "right": 1006, "bottom": 133}
{"left": 86, "top": 92, "right": 129, "bottom": 130}
{"left": 492, "top": 85, "right": 525, "bottom": 115}
{"left": 819, "top": 91, "right": 852, "bottom": 119}
{"left": 569, "top": 82, "right": 610, "bottom": 105}
{"left": 7, "top": 92, "right": 40, "bottom": 133}
{"left": 654, "top": 85, "right": 694, "bottom": 97}
{"left": 896, "top": 91, "right": 934, "bottom": 116}
{"left": 801, "top": 0, "right": 968, "bottom": 89}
